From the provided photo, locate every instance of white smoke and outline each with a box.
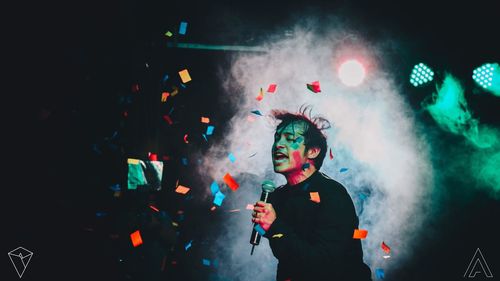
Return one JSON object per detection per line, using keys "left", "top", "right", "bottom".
{"left": 200, "top": 24, "right": 433, "bottom": 280}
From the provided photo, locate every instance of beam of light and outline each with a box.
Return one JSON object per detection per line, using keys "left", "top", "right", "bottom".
{"left": 410, "top": 63, "right": 434, "bottom": 87}
{"left": 338, "top": 59, "right": 366, "bottom": 87}
{"left": 166, "top": 42, "right": 267, "bottom": 52}
{"left": 472, "top": 62, "right": 500, "bottom": 96}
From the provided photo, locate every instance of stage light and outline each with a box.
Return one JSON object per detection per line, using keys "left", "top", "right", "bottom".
{"left": 410, "top": 63, "right": 434, "bottom": 87}
{"left": 472, "top": 63, "right": 499, "bottom": 90}
{"left": 338, "top": 59, "right": 366, "bottom": 87}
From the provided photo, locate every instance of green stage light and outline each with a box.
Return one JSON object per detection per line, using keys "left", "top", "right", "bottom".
{"left": 410, "top": 63, "right": 434, "bottom": 87}
{"left": 472, "top": 63, "right": 499, "bottom": 90}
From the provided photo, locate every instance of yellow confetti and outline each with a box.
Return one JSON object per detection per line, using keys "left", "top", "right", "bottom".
{"left": 179, "top": 69, "right": 192, "bottom": 83}
{"left": 172, "top": 222, "right": 178, "bottom": 227}
{"left": 127, "top": 158, "right": 140, "bottom": 164}
{"left": 272, "top": 233, "right": 284, "bottom": 238}
{"left": 165, "top": 31, "right": 173, "bottom": 37}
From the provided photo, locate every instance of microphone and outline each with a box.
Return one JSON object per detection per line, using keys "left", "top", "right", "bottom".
{"left": 250, "top": 180, "right": 276, "bottom": 255}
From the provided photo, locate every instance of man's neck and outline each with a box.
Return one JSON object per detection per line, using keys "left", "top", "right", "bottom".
{"left": 285, "top": 165, "right": 317, "bottom": 186}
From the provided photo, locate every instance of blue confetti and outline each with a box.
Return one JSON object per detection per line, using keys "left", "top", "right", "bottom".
{"left": 182, "top": 157, "right": 188, "bottom": 166}
{"left": 254, "top": 224, "right": 266, "bottom": 236}
{"left": 202, "top": 259, "right": 211, "bottom": 266}
{"left": 162, "top": 74, "right": 169, "bottom": 83}
{"left": 210, "top": 181, "right": 220, "bottom": 195}
{"left": 95, "top": 212, "right": 107, "bottom": 217}
{"left": 180, "top": 83, "right": 186, "bottom": 88}
{"left": 228, "top": 153, "right": 236, "bottom": 163}
{"left": 213, "top": 191, "right": 226, "bottom": 206}
{"left": 302, "top": 183, "right": 310, "bottom": 191}
{"left": 340, "top": 168, "right": 349, "bottom": 173}
{"left": 251, "top": 110, "right": 262, "bottom": 116}
{"left": 179, "top": 21, "right": 188, "bottom": 35}
{"left": 206, "top": 125, "right": 215, "bottom": 136}
{"left": 375, "top": 268, "right": 384, "bottom": 279}
{"left": 109, "top": 184, "right": 121, "bottom": 192}
{"left": 185, "top": 240, "right": 193, "bottom": 251}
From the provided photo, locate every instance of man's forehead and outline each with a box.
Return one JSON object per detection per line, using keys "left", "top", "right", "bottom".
{"left": 276, "top": 121, "right": 307, "bottom": 135}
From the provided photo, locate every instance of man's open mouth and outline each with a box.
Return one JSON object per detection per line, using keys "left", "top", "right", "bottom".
{"left": 274, "top": 152, "right": 288, "bottom": 160}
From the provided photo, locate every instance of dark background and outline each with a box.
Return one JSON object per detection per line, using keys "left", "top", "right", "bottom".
{"left": 3, "top": 0, "right": 499, "bottom": 280}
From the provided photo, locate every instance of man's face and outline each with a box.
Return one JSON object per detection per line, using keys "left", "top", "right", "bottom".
{"left": 272, "top": 121, "right": 309, "bottom": 174}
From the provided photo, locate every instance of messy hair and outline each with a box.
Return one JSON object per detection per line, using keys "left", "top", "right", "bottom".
{"left": 271, "top": 105, "right": 331, "bottom": 170}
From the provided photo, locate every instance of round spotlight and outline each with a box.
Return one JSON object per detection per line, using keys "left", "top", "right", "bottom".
{"left": 338, "top": 59, "right": 366, "bottom": 87}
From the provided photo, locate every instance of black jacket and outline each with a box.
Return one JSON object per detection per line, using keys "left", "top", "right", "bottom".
{"left": 264, "top": 171, "right": 372, "bottom": 281}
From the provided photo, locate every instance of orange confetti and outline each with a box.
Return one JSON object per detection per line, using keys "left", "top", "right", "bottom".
{"left": 178, "top": 69, "right": 192, "bottom": 83}
{"left": 223, "top": 173, "right": 239, "bottom": 191}
{"left": 175, "top": 185, "right": 190, "bottom": 194}
{"left": 353, "top": 229, "right": 368, "bottom": 239}
{"left": 161, "top": 92, "right": 170, "bottom": 102}
{"left": 201, "top": 117, "right": 210, "bottom": 123}
{"left": 130, "top": 230, "right": 143, "bottom": 247}
{"left": 309, "top": 192, "right": 321, "bottom": 203}
{"left": 171, "top": 86, "right": 179, "bottom": 97}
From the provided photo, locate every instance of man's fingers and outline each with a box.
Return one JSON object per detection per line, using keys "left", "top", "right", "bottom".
{"left": 255, "top": 201, "right": 267, "bottom": 207}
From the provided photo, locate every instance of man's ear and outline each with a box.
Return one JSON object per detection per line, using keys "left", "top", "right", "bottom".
{"left": 307, "top": 147, "right": 321, "bottom": 159}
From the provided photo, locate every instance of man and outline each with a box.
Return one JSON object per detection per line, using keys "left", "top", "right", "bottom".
{"left": 252, "top": 107, "right": 372, "bottom": 281}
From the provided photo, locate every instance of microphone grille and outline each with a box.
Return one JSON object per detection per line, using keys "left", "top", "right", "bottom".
{"left": 261, "top": 180, "right": 276, "bottom": 192}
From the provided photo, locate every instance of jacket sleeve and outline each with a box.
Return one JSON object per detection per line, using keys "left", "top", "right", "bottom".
{"left": 263, "top": 184, "right": 358, "bottom": 266}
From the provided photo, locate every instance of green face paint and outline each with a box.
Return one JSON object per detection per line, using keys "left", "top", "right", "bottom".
{"left": 272, "top": 122, "right": 308, "bottom": 174}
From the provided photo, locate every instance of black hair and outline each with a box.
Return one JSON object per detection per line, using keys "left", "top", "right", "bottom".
{"left": 271, "top": 105, "right": 331, "bottom": 170}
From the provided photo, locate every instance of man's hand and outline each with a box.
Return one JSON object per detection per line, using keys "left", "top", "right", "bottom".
{"left": 252, "top": 201, "right": 276, "bottom": 231}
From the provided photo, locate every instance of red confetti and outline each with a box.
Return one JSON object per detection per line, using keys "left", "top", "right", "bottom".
{"left": 130, "top": 230, "right": 143, "bottom": 247}
{"left": 184, "top": 134, "right": 189, "bottom": 144}
{"left": 381, "top": 241, "right": 391, "bottom": 254}
{"left": 149, "top": 205, "right": 160, "bottom": 212}
{"left": 329, "top": 148, "right": 334, "bottom": 160}
{"left": 267, "top": 84, "right": 277, "bottom": 93}
{"left": 161, "top": 92, "right": 170, "bottom": 102}
{"left": 223, "top": 173, "right": 240, "bottom": 191}
{"left": 163, "top": 115, "right": 173, "bottom": 125}
{"left": 148, "top": 153, "right": 158, "bottom": 161}
{"left": 307, "top": 81, "right": 321, "bottom": 93}
{"left": 131, "top": 84, "right": 140, "bottom": 93}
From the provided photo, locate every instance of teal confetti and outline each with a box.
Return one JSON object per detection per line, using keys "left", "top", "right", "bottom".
{"left": 228, "top": 153, "right": 236, "bottom": 163}
{"left": 202, "top": 259, "right": 211, "bottom": 266}
{"left": 213, "top": 191, "right": 226, "bottom": 206}
{"left": 185, "top": 240, "right": 193, "bottom": 251}
{"left": 301, "top": 163, "right": 310, "bottom": 170}
{"left": 251, "top": 110, "right": 263, "bottom": 116}
{"left": 182, "top": 158, "right": 188, "bottom": 166}
{"left": 375, "top": 268, "right": 384, "bottom": 279}
{"left": 340, "top": 168, "right": 349, "bottom": 173}
{"left": 179, "top": 21, "right": 188, "bottom": 35}
{"left": 210, "top": 181, "right": 220, "bottom": 195}
{"left": 206, "top": 125, "right": 215, "bottom": 136}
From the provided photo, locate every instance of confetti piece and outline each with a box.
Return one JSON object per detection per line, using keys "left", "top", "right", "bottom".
{"left": 184, "top": 134, "right": 189, "bottom": 144}
{"left": 228, "top": 209, "right": 240, "bottom": 213}
{"left": 302, "top": 163, "right": 310, "bottom": 170}
{"left": 163, "top": 115, "right": 173, "bottom": 125}
{"left": 213, "top": 191, "right": 226, "bottom": 206}
{"left": 171, "top": 86, "right": 179, "bottom": 97}
{"left": 165, "top": 31, "right": 173, "bottom": 37}
{"left": 340, "top": 168, "right": 349, "bottom": 173}
{"left": 127, "top": 158, "right": 140, "bottom": 165}
{"left": 161, "top": 92, "right": 170, "bottom": 102}
{"left": 256, "top": 88, "right": 264, "bottom": 101}
{"left": 246, "top": 204, "right": 254, "bottom": 210}
{"left": 130, "top": 230, "right": 143, "bottom": 247}
{"left": 206, "top": 125, "right": 215, "bottom": 135}
{"left": 375, "top": 268, "right": 384, "bottom": 279}
{"left": 249, "top": 152, "right": 257, "bottom": 158}
{"left": 223, "top": 173, "right": 239, "bottom": 191}
{"left": 131, "top": 84, "right": 140, "bottom": 93}
{"left": 185, "top": 240, "right": 193, "bottom": 251}
{"left": 149, "top": 205, "right": 160, "bottom": 212}
{"left": 383, "top": 255, "right": 391, "bottom": 259}
{"left": 113, "top": 191, "right": 121, "bottom": 197}
{"left": 210, "top": 206, "right": 217, "bottom": 211}
{"left": 251, "top": 110, "right": 262, "bottom": 116}
{"left": 201, "top": 117, "right": 210, "bottom": 123}
{"left": 109, "top": 184, "right": 121, "bottom": 192}
{"left": 254, "top": 224, "right": 266, "bottom": 236}
{"left": 228, "top": 153, "right": 236, "bottom": 163}
{"left": 272, "top": 233, "right": 284, "bottom": 238}
{"left": 96, "top": 212, "right": 107, "bottom": 217}
{"left": 162, "top": 155, "right": 171, "bottom": 161}
{"left": 178, "top": 69, "right": 192, "bottom": 83}
{"left": 180, "top": 83, "right": 186, "bottom": 88}
{"left": 309, "top": 192, "right": 321, "bottom": 203}
{"left": 267, "top": 84, "right": 277, "bottom": 93}
{"left": 329, "top": 148, "right": 334, "bottom": 160}
{"left": 202, "top": 259, "right": 211, "bottom": 266}
{"left": 176, "top": 185, "right": 190, "bottom": 194}
{"left": 381, "top": 241, "right": 391, "bottom": 254}
{"left": 178, "top": 21, "right": 188, "bottom": 35}
{"left": 181, "top": 158, "right": 188, "bottom": 166}
{"left": 306, "top": 81, "right": 321, "bottom": 93}
{"left": 172, "top": 222, "right": 178, "bottom": 227}
{"left": 148, "top": 153, "right": 158, "bottom": 161}
{"left": 353, "top": 229, "right": 368, "bottom": 239}
{"left": 210, "top": 181, "right": 220, "bottom": 195}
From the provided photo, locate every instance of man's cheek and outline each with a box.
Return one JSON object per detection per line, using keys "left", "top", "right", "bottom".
{"left": 292, "top": 151, "right": 302, "bottom": 164}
